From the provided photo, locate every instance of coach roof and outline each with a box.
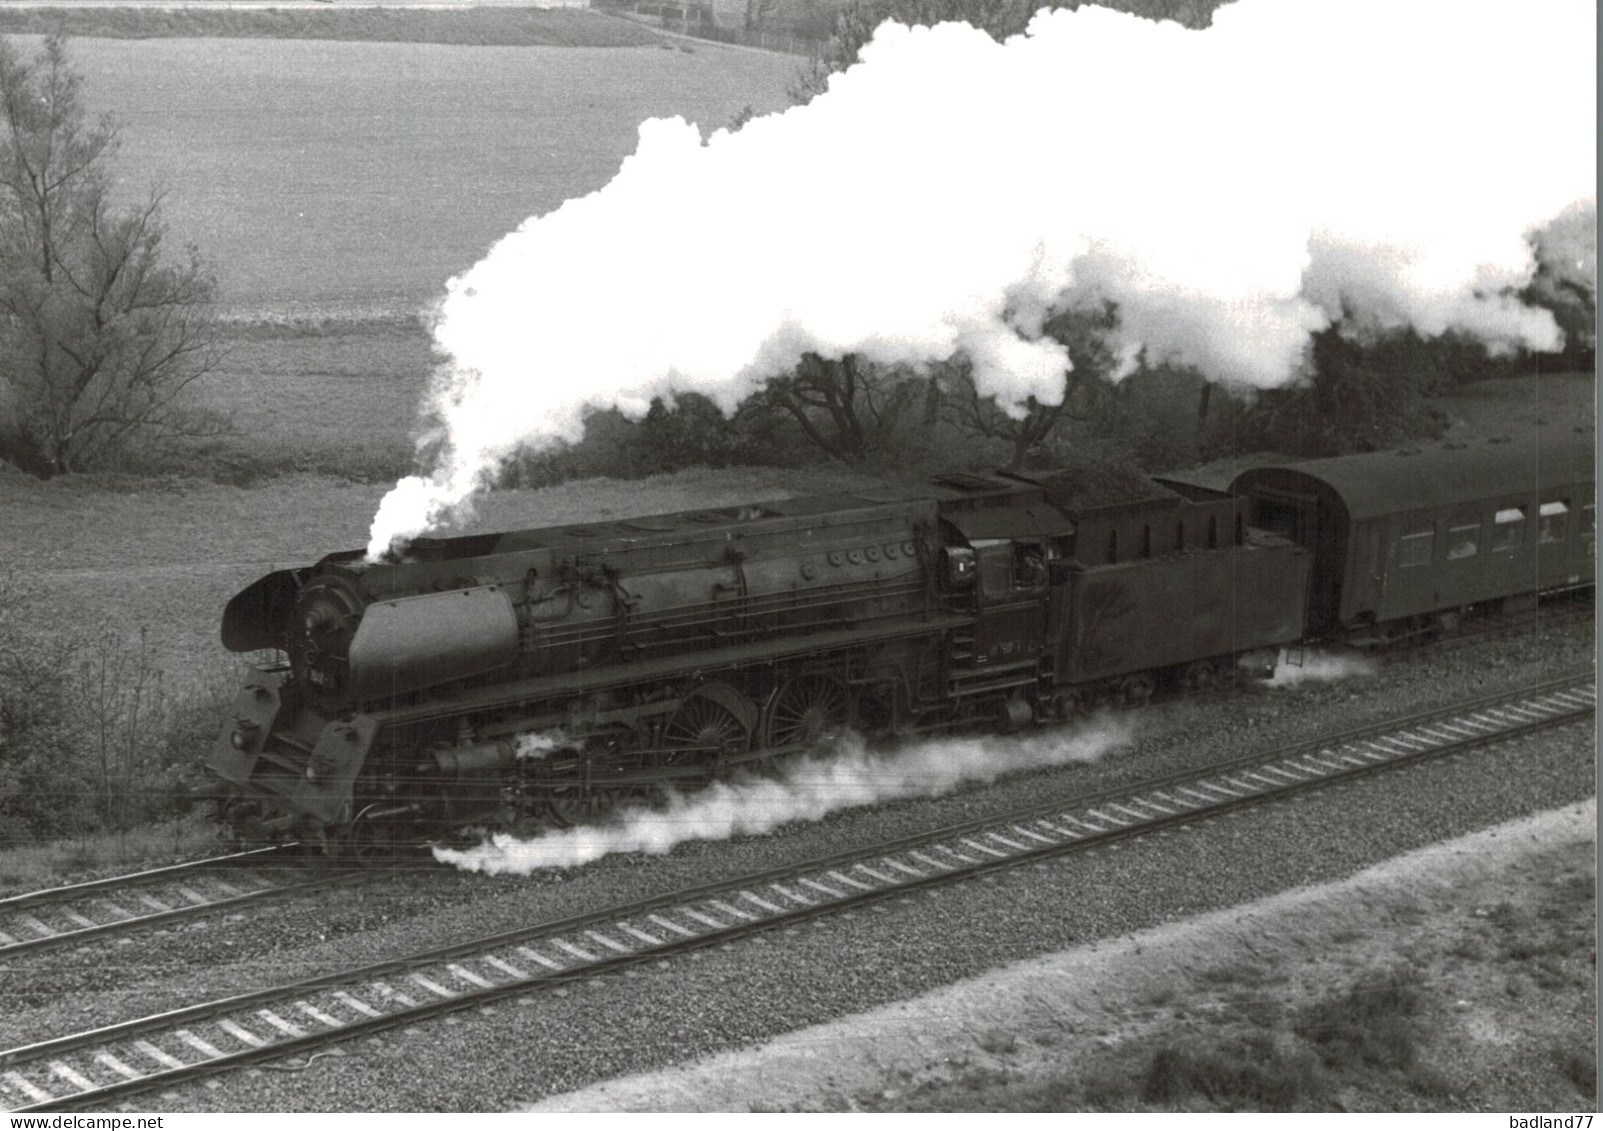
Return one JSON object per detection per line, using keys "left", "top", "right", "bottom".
{"left": 1230, "top": 427, "right": 1595, "bottom": 523}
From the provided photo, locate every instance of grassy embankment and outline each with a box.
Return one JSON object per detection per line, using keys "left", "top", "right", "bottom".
{"left": 863, "top": 811, "right": 1597, "bottom": 1112}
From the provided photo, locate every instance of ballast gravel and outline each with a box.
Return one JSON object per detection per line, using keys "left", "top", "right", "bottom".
{"left": 0, "top": 615, "right": 1590, "bottom": 1110}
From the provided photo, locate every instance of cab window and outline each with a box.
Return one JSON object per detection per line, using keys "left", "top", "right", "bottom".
{"left": 974, "top": 541, "right": 1014, "bottom": 597}
{"left": 1012, "top": 543, "right": 1048, "bottom": 590}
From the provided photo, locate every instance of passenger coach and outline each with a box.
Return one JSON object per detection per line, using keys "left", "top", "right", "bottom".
{"left": 1230, "top": 427, "right": 1595, "bottom": 644}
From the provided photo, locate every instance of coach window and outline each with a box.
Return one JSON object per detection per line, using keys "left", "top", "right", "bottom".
{"left": 1538, "top": 501, "right": 1568, "bottom": 543}
{"left": 1446, "top": 520, "right": 1480, "bottom": 560}
{"left": 1398, "top": 525, "right": 1434, "bottom": 568}
{"left": 1492, "top": 506, "right": 1527, "bottom": 552}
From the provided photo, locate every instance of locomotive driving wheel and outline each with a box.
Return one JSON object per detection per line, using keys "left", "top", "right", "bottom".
{"left": 764, "top": 674, "right": 853, "bottom": 751}
{"left": 657, "top": 688, "right": 753, "bottom": 782}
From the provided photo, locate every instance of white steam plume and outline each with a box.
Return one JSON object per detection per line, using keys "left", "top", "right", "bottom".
{"left": 434, "top": 719, "right": 1131, "bottom": 875}
{"left": 369, "top": 0, "right": 1595, "bottom": 556}
{"left": 1266, "top": 648, "right": 1378, "bottom": 688}
{"left": 513, "top": 730, "right": 568, "bottom": 761}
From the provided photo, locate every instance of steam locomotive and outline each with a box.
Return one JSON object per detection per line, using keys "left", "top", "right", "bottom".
{"left": 207, "top": 426, "right": 1594, "bottom": 852}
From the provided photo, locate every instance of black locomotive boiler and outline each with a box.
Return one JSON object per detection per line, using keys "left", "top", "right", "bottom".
{"left": 206, "top": 427, "right": 1592, "bottom": 852}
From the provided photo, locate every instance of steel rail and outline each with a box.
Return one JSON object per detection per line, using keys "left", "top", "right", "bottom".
{"left": 0, "top": 867, "right": 378, "bottom": 961}
{"left": 0, "top": 845, "right": 298, "bottom": 912}
{"left": 1, "top": 671, "right": 1592, "bottom": 1112}
{"left": 0, "top": 844, "right": 406, "bottom": 961}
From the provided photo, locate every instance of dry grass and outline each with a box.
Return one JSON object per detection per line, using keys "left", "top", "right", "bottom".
{"left": 851, "top": 815, "right": 1597, "bottom": 1113}
{"left": 194, "top": 321, "right": 436, "bottom": 482}
{"left": 0, "top": 6, "right": 665, "bottom": 47}
{"left": 1433, "top": 371, "right": 1594, "bottom": 438}
{"left": 0, "top": 36, "right": 799, "bottom": 322}
{"left": 0, "top": 812, "right": 222, "bottom": 897}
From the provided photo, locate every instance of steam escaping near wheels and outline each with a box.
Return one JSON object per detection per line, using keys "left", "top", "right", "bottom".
{"left": 432, "top": 718, "right": 1133, "bottom": 875}
{"left": 1266, "top": 649, "right": 1379, "bottom": 689}
{"left": 367, "top": 0, "right": 1595, "bottom": 559}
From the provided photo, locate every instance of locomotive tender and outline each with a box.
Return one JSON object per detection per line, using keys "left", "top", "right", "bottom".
{"left": 207, "top": 427, "right": 1593, "bottom": 851}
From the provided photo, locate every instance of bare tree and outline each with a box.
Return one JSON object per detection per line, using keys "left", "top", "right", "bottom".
{"left": 0, "top": 36, "right": 225, "bottom": 477}
{"left": 751, "top": 352, "right": 918, "bottom": 460}
{"left": 941, "top": 303, "right": 1119, "bottom": 468}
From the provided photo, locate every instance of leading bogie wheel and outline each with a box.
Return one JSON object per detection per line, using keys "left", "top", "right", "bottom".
{"left": 544, "top": 735, "right": 645, "bottom": 828}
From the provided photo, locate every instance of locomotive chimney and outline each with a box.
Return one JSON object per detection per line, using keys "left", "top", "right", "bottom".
{"left": 408, "top": 537, "right": 448, "bottom": 562}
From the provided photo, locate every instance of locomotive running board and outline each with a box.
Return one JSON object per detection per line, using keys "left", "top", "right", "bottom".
{"left": 371, "top": 614, "right": 977, "bottom": 728}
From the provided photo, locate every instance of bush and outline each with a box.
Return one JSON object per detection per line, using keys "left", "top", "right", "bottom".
{"left": 1293, "top": 966, "right": 1425, "bottom": 1070}
{"left": 1141, "top": 1033, "right": 1327, "bottom": 1110}
{"left": 0, "top": 575, "right": 97, "bottom": 840}
{"left": 1228, "top": 327, "right": 1488, "bottom": 458}
{"left": 497, "top": 393, "right": 807, "bottom": 488}
{"left": 0, "top": 574, "right": 233, "bottom": 847}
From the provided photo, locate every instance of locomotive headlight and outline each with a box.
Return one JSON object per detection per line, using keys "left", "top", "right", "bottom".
{"left": 231, "top": 719, "right": 261, "bottom": 750}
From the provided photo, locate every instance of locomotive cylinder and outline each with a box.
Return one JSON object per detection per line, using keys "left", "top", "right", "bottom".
{"left": 431, "top": 740, "right": 517, "bottom": 778}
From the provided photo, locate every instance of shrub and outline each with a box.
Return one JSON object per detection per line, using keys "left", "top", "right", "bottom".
{"left": 1293, "top": 966, "right": 1424, "bottom": 1070}
{"left": 1559, "top": 1047, "right": 1597, "bottom": 1099}
{"left": 0, "top": 574, "right": 233, "bottom": 848}
{"left": 0, "top": 574, "right": 97, "bottom": 840}
{"left": 1141, "top": 1033, "right": 1326, "bottom": 1110}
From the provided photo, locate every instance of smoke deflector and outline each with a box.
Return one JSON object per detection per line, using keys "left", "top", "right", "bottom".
{"left": 346, "top": 585, "right": 519, "bottom": 700}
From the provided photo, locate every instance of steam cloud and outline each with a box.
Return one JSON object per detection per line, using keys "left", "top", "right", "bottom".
{"left": 369, "top": 0, "right": 1595, "bottom": 556}
{"left": 1266, "top": 648, "right": 1378, "bottom": 688}
{"left": 434, "top": 719, "right": 1131, "bottom": 874}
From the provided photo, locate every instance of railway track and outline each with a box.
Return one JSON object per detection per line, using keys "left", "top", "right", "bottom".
{"left": 1, "top": 672, "right": 1592, "bottom": 1111}
{"left": 0, "top": 846, "right": 375, "bottom": 961}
